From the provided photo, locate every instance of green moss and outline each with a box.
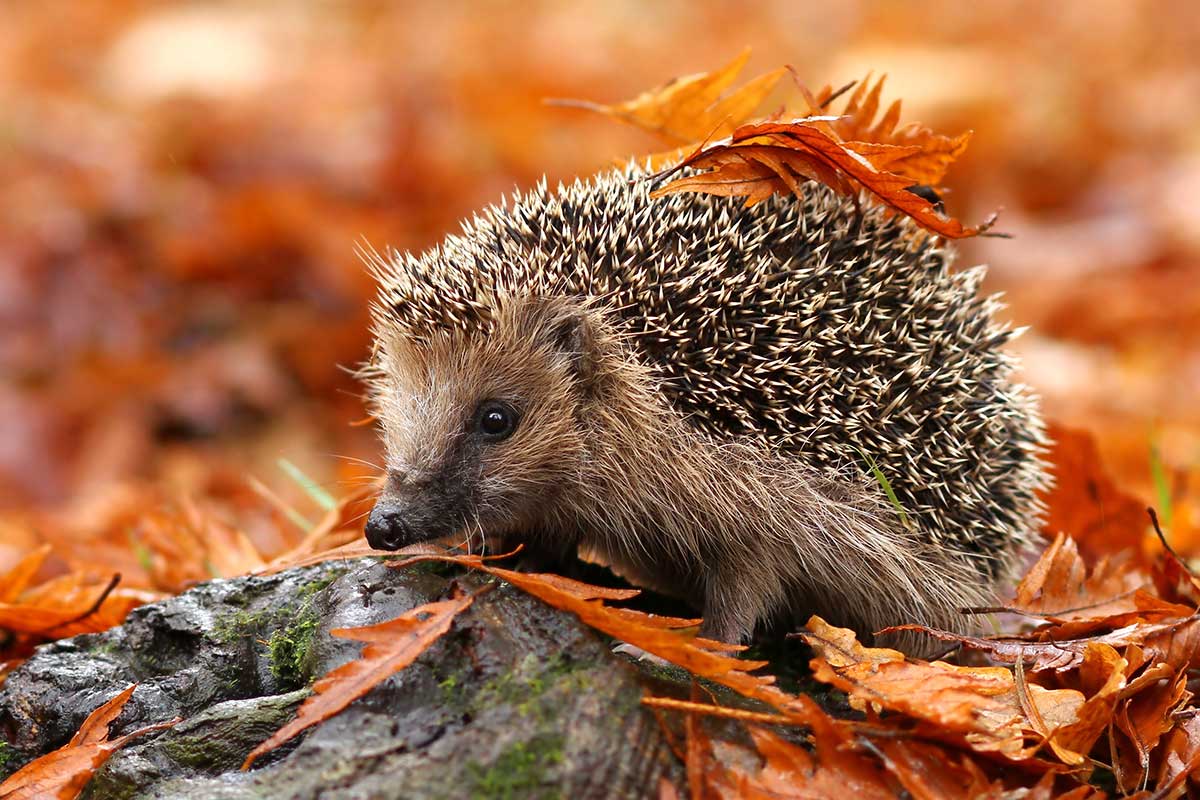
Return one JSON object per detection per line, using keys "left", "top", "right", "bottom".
{"left": 212, "top": 568, "right": 345, "bottom": 683}
{"left": 473, "top": 654, "right": 574, "bottom": 710}
{"left": 162, "top": 736, "right": 218, "bottom": 769}
{"left": 438, "top": 674, "right": 462, "bottom": 707}
{"left": 467, "top": 735, "right": 565, "bottom": 800}
{"left": 211, "top": 609, "right": 266, "bottom": 646}
{"left": 0, "top": 741, "right": 15, "bottom": 779}
{"left": 268, "top": 605, "right": 320, "bottom": 689}
{"left": 298, "top": 570, "right": 343, "bottom": 600}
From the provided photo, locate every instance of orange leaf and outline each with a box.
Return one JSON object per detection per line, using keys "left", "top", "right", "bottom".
{"left": 0, "top": 685, "right": 177, "bottom": 800}
{"left": 388, "top": 552, "right": 821, "bottom": 717}
{"left": 1042, "top": 643, "right": 1127, "bottom": 764}
{"left": 800, "top": 616, "right": 1089, "bottom": 761}
{"left": 812, "top": 74, "right": 972, "bottom": 185}
{"left": 1113, "top": 669, "right": 1191, "bottom": 790}
{"left": 0, "top": 572, "right": 136, "bottom": 638}
{"left": 0, "top": 545, "right": 50, "bottom": 603}
{"left": 1153, "top": 712, "right": 1200, "bottom": 795}
{"left": 1010, "top": 533, "right": 1150, "bottom": 621}
{"left": 1041, "top": 425, "right": 1150, "bottom": 562}
{"left": 870, "top": 738, "right": 1002, "bottom": 800}
{"left": 737, "top": 722, "right": 896, "bottom": 799}
{"left": 554, "top": 50, "right": 785, "bottom": 146}
{"left": 653, "top": 120, "right": 995, "bottom": 239}
{"left": 241, "top": 587, "right": 478, "bottom": 769}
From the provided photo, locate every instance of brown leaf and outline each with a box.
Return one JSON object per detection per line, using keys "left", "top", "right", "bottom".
{"left": 387, "top": 552, "right": 820, "bottom": 718}
{"left": 0, "top": 544, "right": 50, "bottom": 603}
{"left": 1154, "top": 713, "right": 1200, "bottom": 797}
{"left": 554, "top": 50, "right": 785, "bottom": 146}
{"left": 1113, "top": 669, "right": 1191, "bottom": 790}
{"left": 0, "top": 685, "right": 177, "bottom": 800}
{"left": 0, "top": 572, "right": 145, "bottom": 638}
{"left": 737, "top": 722, "right": 896, "bottom": 799}
{"left": 870, "top": 738, "right": 1003, "bottom": 800}
{"left": 241, "top": 587, "right": 478, "bottom": 769}
{"left": 1009, "top": 533, "right": 1148, "bottom": 621}
{"left": 810, "top": 74, "right": 972, "bottom": 185}
{"left": 885, "top": 617, "right": 1189, "bottom": 673}
{"left": 652, "top": 120, "right": 994, "bottom": 239}
{"left": 1043, "top": 643, "right": 1127, "bottom": 764}
{"left": 1041, "top": 425, "right": 1150, "bottom": 562}
{"left": 800, "top": 617, "right": 1087, "bottom": 761}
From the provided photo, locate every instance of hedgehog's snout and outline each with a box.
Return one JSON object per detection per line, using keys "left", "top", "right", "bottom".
{"left": 364, "top": 503, "right": 413, "bottom": 551}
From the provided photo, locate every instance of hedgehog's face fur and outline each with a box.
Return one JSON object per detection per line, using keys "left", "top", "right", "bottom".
{"left": 364, "top": 295, "right": 604, "bottom": 551}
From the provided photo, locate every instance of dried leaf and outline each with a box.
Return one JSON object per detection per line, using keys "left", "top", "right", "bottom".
{"left": 0, "top": 685, "right": 177, "bottom": 800}
{"left": 652, "top": 120, "right": 994, "bottom": 239}
{"left": 242, "top": 587, "right": 478, "bottom": 769}
{"left": 554, "top": 50, "right": 785, "bottom": 145}
{"left": 1113, "top": 669, "right": 1191, "bottom": 790}
{"left": 1154, "top": 713, "right": 1200, "bottom": 797}
{"left": 1042, "top": 425, "right": 1150, "bottom": 561}
{"left": 804, "top": 74, "right": 972, "bottom": 185}
{"left": 737, "top": 722, "right": 896, "bottom": 799}
{"left": 800, "top": 617, "right": 1085, "bottom": 760}
{"left": 884, "top": 621, "right": 1180, "bottom": 673}
{"left": 1043, "top": 643, "right": 1127, "bottom": 764}
{"left": 1009, "top": 532, "right": 1148, "bottom": 621}
{"left": 0, "top": 545, "right": 51, "bottom": 603}
{"left": 388, "top": 552, "right": 814, "bottom": 716}
{"left": 869, "top": 738, "right": 1002, "bottom": 800}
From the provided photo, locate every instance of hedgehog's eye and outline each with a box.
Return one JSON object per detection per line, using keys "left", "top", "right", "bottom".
{"left": 477, "top": 401, "right": 518, "bottom": 441}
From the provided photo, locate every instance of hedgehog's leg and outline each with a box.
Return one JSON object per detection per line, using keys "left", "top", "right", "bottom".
{"left": 697, "top": 568, "right": 770, "bottom": 645}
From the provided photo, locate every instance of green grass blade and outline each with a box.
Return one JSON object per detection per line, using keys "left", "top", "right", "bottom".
{"left": 853, "top": 446, "right": 913, "bottom": 530}
{"left": 1148, "top": 439, "right": 1173, "bottom": 530}
{"left": 277, "top": 458, "right": 338, "bottom": 512}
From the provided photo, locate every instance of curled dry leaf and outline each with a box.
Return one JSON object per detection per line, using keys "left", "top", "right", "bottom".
{"left": 796, "top": 73, "right": 972, "bottom": 186}
{"left": 883, "top": 620, "right": 1182, "bottom": 673}
{"left": 1154, "top": 712, "right": 1200, "bottom": 797}
{"left": 550, "top": 49, "right": 785, "bottom": 146}
{"left": 799, "top": 616, "right": 1120, "bottom": 764}
{"left": 0, "top": 685, "right": 178, "bottom": 800}
{"left": 1113, "top": 669, "right": 1192, "bottom": 791}
{"left": 651, "top": 121, "right": 996, "bottom": 239}
{"left": 242, "top": 586, "right": 479, "bottom": 769}
{"left": 734, "top": 721, "right": 895, "bottom": 799}
{"left": 564, "top": 52, "right": 993, "bottom": 238}
{"left": 386, "top": 552, "right": 826, "bottom": 717}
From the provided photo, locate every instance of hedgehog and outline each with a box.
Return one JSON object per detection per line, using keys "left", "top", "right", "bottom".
{"left": 360, "top": 165, "right": 1046, "bottom": 651}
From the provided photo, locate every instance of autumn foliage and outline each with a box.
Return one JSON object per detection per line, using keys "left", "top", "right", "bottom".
{"left": 2, "top": 9, "right": 1200, "bottom": 799}
{"left": 567, "top": 51, "right": 995, "bottom": 238}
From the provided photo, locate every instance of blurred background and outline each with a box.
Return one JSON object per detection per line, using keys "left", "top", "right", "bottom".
{"left": 2, "top": 1, "right": 1199, "bottom": 569}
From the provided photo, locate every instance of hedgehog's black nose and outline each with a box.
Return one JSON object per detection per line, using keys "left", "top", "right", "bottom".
{"left": 364, "top": 505, "right": 412, "bottom": 551}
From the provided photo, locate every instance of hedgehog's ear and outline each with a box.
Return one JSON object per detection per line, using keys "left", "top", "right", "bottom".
{"left": 544, "top": 306, "right": 600, "bottom": 391}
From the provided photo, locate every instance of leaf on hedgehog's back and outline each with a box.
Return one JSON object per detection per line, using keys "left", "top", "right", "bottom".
{"left": 241, "top": 587, "right": 478, "bottom": 769}
{"left": 549, "top": 49, "right": 785, "bottom": 146}
{"left": 651, "top": 121, "right": 995, "bottom": 239}
{"left": 797, "top": 74, "right": 972, "bottom": 186}
{"left": 0, "top": 685, "right": 178, "bottom": 800}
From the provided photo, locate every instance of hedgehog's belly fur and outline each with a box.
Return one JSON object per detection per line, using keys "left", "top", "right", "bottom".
{"left": 369, "top": 167, "right": 1048, "bottom": 650}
